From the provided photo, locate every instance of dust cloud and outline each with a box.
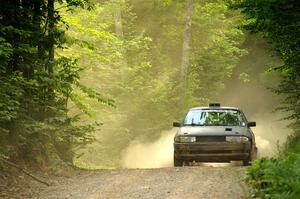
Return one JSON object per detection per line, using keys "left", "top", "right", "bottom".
{"left": 121, "top": 111, "right": 291, "bottom": 169}
{"left": 219, "top": 95, "right": 291, "bottom": 158}
{"left": 220, "top": 83, "right": 292, "bottom": 159}
{"left": 122, "top": 129, "right": 176, "bottom": 168}
{"left": 121, "top": 39, "right": 291, "bottom": 168}
{"left": 219, "top": 75, "right": 292, "bottom": 157}
{"left": 251, "top": 113, "right": 291, "bottom": 157}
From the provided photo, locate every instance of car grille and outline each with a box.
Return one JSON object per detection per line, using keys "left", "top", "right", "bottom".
{"left": 188, "top": 150, "right": 235, "bottom": 154}
{"left": 196, "top": 136, "right": 226, "bottom": 142}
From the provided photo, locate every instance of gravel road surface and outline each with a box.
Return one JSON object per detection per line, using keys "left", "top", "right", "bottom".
{"left": 33, "top": 166, "right": 248, "bottom": 199}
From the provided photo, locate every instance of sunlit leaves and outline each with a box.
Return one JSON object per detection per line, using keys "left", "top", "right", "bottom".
{"left": 0, "top": 0, "right": 110, "bottom": 165}
{"left": 0, "top": 37, "right": 13, "bottom": 62}
{"left": 58, "top": 0, "right": 94, "bottom": 10}
{"left": 187, "top": 1, "right": 246, "bottom": 106}
{"left": 154, "top": 0, "right": 173, "bottom": 8}
{"left": 77, "top": 84, "right": 115, "bottom": 107}
{"left": 238, "top": 72, "right": 250, "bottom": 83}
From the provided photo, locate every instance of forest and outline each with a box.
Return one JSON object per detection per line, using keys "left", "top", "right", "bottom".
{"left": 0, "top": 0, "right": 299, "bottom": 198}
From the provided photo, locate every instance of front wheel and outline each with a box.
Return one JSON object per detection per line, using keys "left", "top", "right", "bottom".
{"left": 242, "top": 158, "right": 251, "bottom": 166}
{"left": 243, "top": 152, "right": 252, "bottom": 166}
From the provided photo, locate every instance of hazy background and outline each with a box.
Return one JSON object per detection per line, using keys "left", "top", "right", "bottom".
{"left": 66, "top": 1, "right": 291, "bottom": 169}
{"left": 121, "top": 36, "right": 291, "bottom": 168}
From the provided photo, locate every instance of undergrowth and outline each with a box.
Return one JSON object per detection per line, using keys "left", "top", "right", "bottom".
{"left": 246, "top": 130, "right": 300, "bottom": 199}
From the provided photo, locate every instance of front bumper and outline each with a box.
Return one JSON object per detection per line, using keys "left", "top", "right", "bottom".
{"left": 174, "top": 142, "right": 251, "bottom": 162}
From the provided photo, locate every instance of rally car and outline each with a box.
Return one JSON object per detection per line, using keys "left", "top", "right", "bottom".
{"left": 173, "top": 103, "right": 257, "bottom": 166}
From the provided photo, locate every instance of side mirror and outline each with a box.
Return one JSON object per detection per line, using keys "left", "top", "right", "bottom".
{"left": 173, "top": 122, "right": 181, "bottom": 127}
{"left": 247, "top": 121, "right": 256, "bottom": 127}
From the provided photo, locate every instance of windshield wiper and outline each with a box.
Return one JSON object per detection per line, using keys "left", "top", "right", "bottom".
{"left": 202, "top": 124, "right": 224, "bottom": 126}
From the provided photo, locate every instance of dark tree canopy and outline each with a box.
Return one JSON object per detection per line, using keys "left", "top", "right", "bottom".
{"left": 233, "top": 0, "right": 300, "bottom": 198}
{"left": 234, "top": 0, "right": 300, "bottom": 124}
{"left": 0, "top": 0, "right": 107, "bottom": 165}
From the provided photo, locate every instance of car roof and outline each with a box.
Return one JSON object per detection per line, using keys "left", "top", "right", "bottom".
{"left": 190, "top": 106, "right": 240, "bottom": 110}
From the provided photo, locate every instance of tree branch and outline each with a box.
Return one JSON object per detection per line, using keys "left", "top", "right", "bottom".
{"left": 0, "top": 157, "right": 50, "bottom": 186}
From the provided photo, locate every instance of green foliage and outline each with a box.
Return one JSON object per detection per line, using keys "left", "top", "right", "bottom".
{"left": 232, "top": 0, "right": 300, "bottom": 127}
{"left": 187, "top": 1, "right": 246, "bottom": 106}
{"left": 232, "top": 0, "right": 300, "bottom": 198}
{"left": 0, "top": 0, "right": 114, "bottom": 167}
{"left": 246, "top": 155, "right": 300, "bottom": 199}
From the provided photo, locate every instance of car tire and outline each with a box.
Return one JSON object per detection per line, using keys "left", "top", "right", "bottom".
{"left": 242, "top": 159, "right": 251, "bottom": 166}
{"left": 174, "top": 157, "right": 183, "bottom": 167}
{"left": 243, "top": 153, "right": 252, "bottom": 166}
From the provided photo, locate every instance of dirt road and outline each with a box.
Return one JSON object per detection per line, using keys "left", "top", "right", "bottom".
{"left": 32, "top": 166, "right": 247, "bottom": 199}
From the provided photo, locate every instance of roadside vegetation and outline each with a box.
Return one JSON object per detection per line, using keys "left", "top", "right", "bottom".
{"left": 0, "top": 0, "right": 113, "bottom": 168}
{"left": 232, "top": 0, "right": 300, "bottom": 198}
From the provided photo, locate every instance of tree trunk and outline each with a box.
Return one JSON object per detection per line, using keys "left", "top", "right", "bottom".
{"left": 114, "top": 0, "right": 127, "bottom": 83}
{"left": 46, "top": 0, "right": 55, "bottom": 106}
{"left": 180, "top": 0, "right": 193, "bottom": 105}
{"left": 47, "top": 0, "right": 54, "bottom": 75}
{"left": 114, "top": 2, "right": 124, "bottom": 38}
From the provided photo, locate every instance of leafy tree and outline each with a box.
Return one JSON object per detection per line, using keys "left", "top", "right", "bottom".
{"left": 232, "top": 0, "right": 300, "bottom": 130}
{"left": 232, "top": 0, "right": 300, "bottom": 197}
{"left": 187, "top": 1, "right": 246, "bottom": 107}
{"left": 0, "top": 0, "right": 114, "bottom": 166}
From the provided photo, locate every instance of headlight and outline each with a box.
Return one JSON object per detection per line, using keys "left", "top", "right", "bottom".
{"left": 174, "top": 136, "right": 196, "bottom": 143}
{"left": 226, "top": 136, "right": 249, "bottom": 143}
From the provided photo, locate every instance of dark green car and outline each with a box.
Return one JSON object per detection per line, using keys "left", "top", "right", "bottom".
{"left": 173, "top": 103, "right": 257, "bottom": 166}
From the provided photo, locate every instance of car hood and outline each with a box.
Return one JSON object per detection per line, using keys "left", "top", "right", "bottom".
{"left": 177, "top": 126, "right": 248, "bottom": 136}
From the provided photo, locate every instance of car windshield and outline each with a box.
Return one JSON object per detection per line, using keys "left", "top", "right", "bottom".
{"left": 183, "top": 109, "right": 246, "bottom": 126}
